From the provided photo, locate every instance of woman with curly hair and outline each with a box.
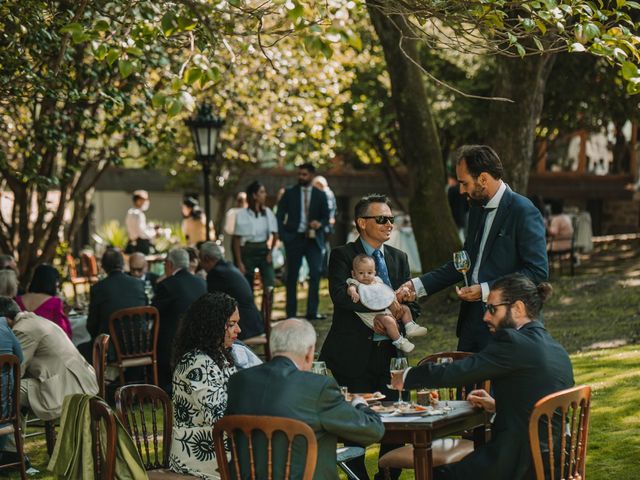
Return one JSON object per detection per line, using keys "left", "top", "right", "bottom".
{"left": 169, "top": 292, "right": 241, "bottom": 479}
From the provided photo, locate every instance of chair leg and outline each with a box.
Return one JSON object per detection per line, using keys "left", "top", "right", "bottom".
{"left": 337, "top": 462, "right": 361, "bottom": 480}
{"left": 45, "top": 420, "right": 56, "bottom": 456}
{"left": 152, "top": 360, "right": 159, "bottom": 387}
{"left": 14, "top": 426, "right": 27, "bottom": 480}
{"left": 118, "top": 366, "right": 126, "bottom": 387}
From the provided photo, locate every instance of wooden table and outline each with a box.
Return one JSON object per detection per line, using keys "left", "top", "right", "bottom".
{"left": 380, "top": 401, "right": 489, "bottom": 480}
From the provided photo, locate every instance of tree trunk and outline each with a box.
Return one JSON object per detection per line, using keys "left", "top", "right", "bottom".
{"left": 366, "top": 0, "right": 460, "bottom": 271}
{"left": 485, "top": 55, "right": 556, "bottom": 193}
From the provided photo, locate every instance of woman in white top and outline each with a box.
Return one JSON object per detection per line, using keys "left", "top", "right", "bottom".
{"left": 232, "top": 181, "right": 278, "bottom": 290}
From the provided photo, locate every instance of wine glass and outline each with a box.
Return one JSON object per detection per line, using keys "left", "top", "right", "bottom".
{"left": 390, "top": 357, "right": 409, "bottom": 406}
{"left": 453, "top": 250, "right": 471, "bottom": 287}
{"left": 436, "top": 357, "right": 454, "bottom": 406}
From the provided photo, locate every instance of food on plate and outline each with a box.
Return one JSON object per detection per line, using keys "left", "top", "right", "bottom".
{"left": 370, "top": 405, "right": 396, "bottom": 414}
{"left": 346, "top": 391, "right": 385, "bottom": 402}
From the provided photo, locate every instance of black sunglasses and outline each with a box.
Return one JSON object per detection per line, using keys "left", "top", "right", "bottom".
{"left": 485, "top": 302, "right": 511, "bottom": 315}
{"left": 360, "top": 215, "right": 395, "bottom": 225}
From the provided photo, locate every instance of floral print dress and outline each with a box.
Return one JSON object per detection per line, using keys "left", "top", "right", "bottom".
{"left": 169, "top": 349, "right": 237, "bottom": 479}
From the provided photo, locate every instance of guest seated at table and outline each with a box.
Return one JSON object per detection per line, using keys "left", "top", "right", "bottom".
{"left": 78, "top": 248, "right": 147, "bottom": 362}
{"left": 226, "top": 318, "right": 385, "bottom": 480}
{"left": 199, "top": 241, "right": 264, "bottom": 340}
{"left": 0, "top": 297, "right": 98, "bottom": 421}
{"left": 169, "top": 292, "right": 240, "bottom": 479}
{"left": 391, "top": 273, "right": 574, "bottom": 480}
{"left": 16, "top": 264, "right": 72, "bottom": 339}
{"left": 127, "top": 252, "right": 159, "bottom": 291}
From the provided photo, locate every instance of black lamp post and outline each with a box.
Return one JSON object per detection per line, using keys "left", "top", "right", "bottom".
{"left": 184, "top": 103, "right": 224, "bottom": 241}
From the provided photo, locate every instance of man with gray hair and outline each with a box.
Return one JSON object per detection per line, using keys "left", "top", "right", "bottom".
{"left": 226, "top": 319, "right": 384, "bottom": 479}
{"left": 199, "top": 241, "right": 263, "bottom": 340}
{"left": 152, "top": 248, "right": 206, "bottom": 391}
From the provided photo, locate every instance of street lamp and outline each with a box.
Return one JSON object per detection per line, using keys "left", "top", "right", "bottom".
{"left": 184, "top": 103, "right": 225, "bottom": 241}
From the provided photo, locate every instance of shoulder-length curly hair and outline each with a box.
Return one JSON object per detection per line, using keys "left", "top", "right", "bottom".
{"left": 172, "top": 292, "right": 238, "bottom": 370}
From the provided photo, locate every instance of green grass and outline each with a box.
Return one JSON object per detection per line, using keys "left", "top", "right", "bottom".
{"left": 10, "top": 239, "right": 640, "bottom": 478}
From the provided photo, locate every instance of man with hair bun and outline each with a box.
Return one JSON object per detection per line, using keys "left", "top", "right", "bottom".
{"left": 391, "top": 273, "right": 574, "bottom": 480}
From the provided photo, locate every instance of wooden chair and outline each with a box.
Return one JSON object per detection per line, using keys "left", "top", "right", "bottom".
{"left": 379, "top": 352, "right": 490, "bottom": 473}
{"left": 244, "top": 286, "right": 274, "bottom": 361}
{"left": 90, "top": 397, "right": 117, "bottom": 480}
{"left": 92, "top": 334, "right": 110, "bottom": 399}
{"left": 529, "top": 385, "right": 591, "bottom": 480}
{"left": 0, "top": 354, "right": 26, "bottom": 479}
{"left": 108, "top": 306, "right": 160, "bottom": 387}
{"left": 66, "top": 253, "right": 93, "bottom": 300}
{"left": 547, "top": 217, "right": 577, "bottom": 277}
{"left": 213, "top": 415, "right": 318, "bottom": 480}
{"left": 81, "top": 251, "right": 100, "bottom": 281}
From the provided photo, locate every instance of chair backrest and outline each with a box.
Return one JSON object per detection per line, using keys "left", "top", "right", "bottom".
{"left": 261, "top": 287, "right": 274, "bottom": 360}
{"left": 108, "top": 306, "right": 160, "bottom": 363}
{"left": 0, "top": 354, "right": 21, "bottom": 432}
{"left": 66, "top": 253, "right": 81, "bottom": 279}
{"left": 81, "top": 252, "right": 99, "bottom": 278}
{"left": 90, "top": 397, "right": 117, "bottom": 480}
{"left": 92, "top": 334, "right": 110, "bottom": 399}
{"left": 417, "top": 351, "right": 490, "bottom": 400}
{"left": 213, "top": 415, "right": 318, "bottom": 480}
{"left": 529, "top": 385, "right": 591, "bottom": 480}
{"left": 115, "top": 384, "right": 172, "bottom": 470}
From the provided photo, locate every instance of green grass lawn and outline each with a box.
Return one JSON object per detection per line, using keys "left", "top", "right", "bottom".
{"left": 10, "top": 239, "right": 640, "bottom": 478}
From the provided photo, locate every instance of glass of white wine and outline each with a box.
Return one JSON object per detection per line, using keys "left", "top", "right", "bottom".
{"left": 390, "top": 357, "right": 409, "bottom": 406}
{"left": 453, "top": 250, "right": 471, "bottom": 287}
{"left": 311, "top": 361, "right": 328, "bottom": 376}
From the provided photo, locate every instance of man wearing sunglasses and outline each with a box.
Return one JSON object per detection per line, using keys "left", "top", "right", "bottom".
{"left": 320, "top": 193, "right": 420, "bottom": 480}
{"left": 391, "top": 273, "right": 573, "bottom": 480}
{"left": 400, "top": 145, "right": 548, "bottom": 353}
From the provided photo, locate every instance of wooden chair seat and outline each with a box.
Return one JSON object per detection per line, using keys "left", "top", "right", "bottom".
{"left": 243, "top": 334, "right": 267, "bottom": 346}
{"left": 148, "top": 468, "right": 199, "bottom": 479}
{"left": 118, "top": 356, "right": 154, "bottom": 368}
{"left": 378, "top": 438, "right": 473, "bottom": 469}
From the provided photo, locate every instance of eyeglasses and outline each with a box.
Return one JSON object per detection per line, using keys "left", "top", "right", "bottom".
{"left": 485, "top": 302, "right": 511, "bottom": 315}
{"left": 360, "top": 215, "right": 395, "bottom": 225}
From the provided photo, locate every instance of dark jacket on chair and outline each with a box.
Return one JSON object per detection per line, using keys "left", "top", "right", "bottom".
{"left": 152, "top": 268, "right": 207, "bottom": 388}
{"left": 86, "top": 271, "right": 147, "bottom": 339}
{"left": 206, "top": 259, "right": 264, "bottom": 340}
{"left": 404, "top": 321, "right": 574, "bottom": 480}
{"left": 226, "top": 356, "right": 384, "bottom": 480}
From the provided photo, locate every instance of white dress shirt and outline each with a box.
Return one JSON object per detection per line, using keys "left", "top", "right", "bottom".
{"left": 125, "top": 207, "right": 154, "bottom": 240}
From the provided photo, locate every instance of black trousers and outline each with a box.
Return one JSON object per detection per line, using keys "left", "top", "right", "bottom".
{"left": 332, "top": 340, "right": 406, "bottom": 480}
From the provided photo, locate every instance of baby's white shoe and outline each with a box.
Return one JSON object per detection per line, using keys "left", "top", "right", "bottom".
{"left": 392, "top": 336, "right": 415, "bottom": 353}
{"left": 405, "top": 322, "right": 428, "bottom": 338}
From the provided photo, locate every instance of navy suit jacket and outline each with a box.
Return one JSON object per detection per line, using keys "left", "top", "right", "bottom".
{"left": 226, "top": 356, "right": 384, "bottom": 480}
{"left": 404, "top": 322, "right": 574, "bottom": 480}
{"left": 276, "top": 184, "right": 329, "bottom": 249}
{"left": 418, "top": 186, "right": 548, "bottom": 336}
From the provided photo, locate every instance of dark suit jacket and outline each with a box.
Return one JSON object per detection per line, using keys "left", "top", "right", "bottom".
{"left": 206, "top": 260, "right": 264, "bottom": 339}
{"left": 226, "top": 356, "right": 384, "bottom": 480}
{"left": 405, "top": 321, "right": 574, "bottom": 480}
{"left": 276, "top": 184, "right": 329, "bottom": 249}
{"left": 320, "top": 238, "right": 420, "bottom": 379}
{"left": 419, "top": 186, "right": 548, "bottom": 336}
{"left": 86, "top": 271, "right": 147, "bottom": 338}
{"left": 152, "top": 269, "right": 207, "bottom": 377}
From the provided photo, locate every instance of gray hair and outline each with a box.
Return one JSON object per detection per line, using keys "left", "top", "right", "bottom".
{"left": 0, "top": 296, "right": 20, "bottom": 320}
{"left": 0, "top": 270, "right": 18, "bottom": 297}
{"left": 200, "top": 241, "right": 224, "bottom": 261}
{"left": 167, "top": 248, "right": 189, "bottom": 270}
{"left": 270, "top": 319, "right": 316, "bottom": 356}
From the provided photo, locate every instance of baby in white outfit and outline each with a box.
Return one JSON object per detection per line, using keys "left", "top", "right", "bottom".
{"left": 346, "top": 254, "right": 427, "bottom": 353}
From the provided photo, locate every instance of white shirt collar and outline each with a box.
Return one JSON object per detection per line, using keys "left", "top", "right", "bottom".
{"left": 485, "top": 181, "right": 507, "bottom": 209}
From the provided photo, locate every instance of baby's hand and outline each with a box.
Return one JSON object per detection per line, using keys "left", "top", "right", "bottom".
{"left": 347, "top": 286, "right": 360, "bottom": 303}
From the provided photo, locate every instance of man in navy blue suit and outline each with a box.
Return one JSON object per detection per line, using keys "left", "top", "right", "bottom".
{"left": 401, "top": 145, "right": 548, "bottom": 352}
{"left": 276, "top": 163, "right": 329, "bottom": 320}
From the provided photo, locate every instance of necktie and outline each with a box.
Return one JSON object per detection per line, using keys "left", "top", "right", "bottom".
{"left": 303, "top": 187, "right": 310, "bottom": 221}
{"left": 372, "top": 249, "right": 391, "bottom": 287}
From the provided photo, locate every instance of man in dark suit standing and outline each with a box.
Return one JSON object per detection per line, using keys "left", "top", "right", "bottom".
{"left": 401, "top": 145, "right": 548, "bottom": 353}
{"left": 80, "top": 248, "right": 147, "bottom": 362}
{"left": 226, "top": 318, "right": 384, "bottom": 480}
{"left": 152, "top": 248, "right": 207, "bottom": 391}
{"left": 393, "top": 274, "right": 574, "bottom": 480}
{"left": 320, "top": 193, "right": 419, "bottom": 480}
{"left": 276, "top": 163, "right": 330, "bottom": 320}
{"left": 198, "top": 241, "right": 264, "bottom": 340}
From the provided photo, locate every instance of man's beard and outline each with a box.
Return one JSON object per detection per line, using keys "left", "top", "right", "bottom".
{"left": 497, "top": 307, "right": 518, "bottom": 331}
{"left": 298, "top": 179, "right": 311, "bottom": 187}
